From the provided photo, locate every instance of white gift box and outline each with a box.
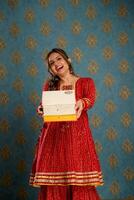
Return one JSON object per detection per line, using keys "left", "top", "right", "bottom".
{"left": 42, "top": 90, "right": 77, "bottom": 122}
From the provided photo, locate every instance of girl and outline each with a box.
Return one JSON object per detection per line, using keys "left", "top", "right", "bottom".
{"left": 29, "top": 48, "right": 103, "bottom": 200}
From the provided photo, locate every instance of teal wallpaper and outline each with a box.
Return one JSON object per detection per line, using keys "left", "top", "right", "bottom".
{"left": 0, "top": 0, "right": 134, "bottom": 200}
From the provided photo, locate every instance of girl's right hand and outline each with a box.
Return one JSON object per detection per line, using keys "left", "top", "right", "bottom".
{"left": 37, "top": 104, "right": 44, "bottom": 116}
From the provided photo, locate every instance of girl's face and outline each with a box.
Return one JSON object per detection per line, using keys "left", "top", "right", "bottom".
{"left": 48, "top": 52, "right": 70, "bottom": 77}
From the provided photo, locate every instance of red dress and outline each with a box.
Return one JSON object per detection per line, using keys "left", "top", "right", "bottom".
{"left": 29, "top": 77, "right": 104, "bottom": 200}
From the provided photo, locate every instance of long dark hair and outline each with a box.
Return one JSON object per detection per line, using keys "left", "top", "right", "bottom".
{"left": 45, "top": 48, "right": 75, "bottom": 90}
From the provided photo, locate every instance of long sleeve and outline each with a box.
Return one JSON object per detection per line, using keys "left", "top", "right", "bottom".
{"left": 81, "top": 78, "right": 96, "bottom": 111}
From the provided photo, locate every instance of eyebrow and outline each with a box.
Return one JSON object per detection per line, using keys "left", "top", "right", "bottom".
{"left": 49, "top": 55, "right": 61, "bottom": 63}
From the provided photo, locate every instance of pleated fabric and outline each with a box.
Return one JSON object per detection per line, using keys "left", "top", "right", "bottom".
{"left": 38, "top": 185, "right": 100, "bottom": 200}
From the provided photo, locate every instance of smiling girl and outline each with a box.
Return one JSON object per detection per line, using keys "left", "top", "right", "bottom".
{"left": 29, "top": 48, "right": 103, "bottom": 200}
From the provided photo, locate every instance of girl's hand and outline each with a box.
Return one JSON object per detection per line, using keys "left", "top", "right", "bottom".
{"left": 75, "top": 99, "right": 83, "bottom": 119}
{"left": 37, "top": 104, "right": 44, "bottom": 116}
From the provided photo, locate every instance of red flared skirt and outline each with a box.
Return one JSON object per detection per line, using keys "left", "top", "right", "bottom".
{"left": 29, "top": 111, "right": 103, "bottom": 187}
{"left": 38, "top": 185, "right": 101, "bottom": 200}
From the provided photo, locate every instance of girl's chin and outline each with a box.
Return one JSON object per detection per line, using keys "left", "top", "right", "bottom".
{"left": 56, "top": 69, "right": 69, "bottom": 77}
{"left": 57, "top": 73, "right": 66, "bottom": 78}
{"left": 56, "top": 69, "right": 65, "bottom": 75}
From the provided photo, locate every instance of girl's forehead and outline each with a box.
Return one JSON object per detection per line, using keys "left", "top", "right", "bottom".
{"left": 48, "top": 52, "right": 61, "bottom": 61}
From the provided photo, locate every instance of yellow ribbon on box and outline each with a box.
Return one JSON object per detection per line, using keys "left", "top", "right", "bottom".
{"left": 43, "top": 114, "right": 77, "bottom": 122}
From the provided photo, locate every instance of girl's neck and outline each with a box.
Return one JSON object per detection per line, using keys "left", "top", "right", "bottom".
{"left": 59, "top": 73, "right": 80, "bottom": 90}
{"left": 59, "top": 73, "right": 75, "bottom": 85}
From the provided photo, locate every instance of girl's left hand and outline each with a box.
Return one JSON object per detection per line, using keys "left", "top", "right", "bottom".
{"left": 75, "top": 99, "right": 83, "bottom": 119}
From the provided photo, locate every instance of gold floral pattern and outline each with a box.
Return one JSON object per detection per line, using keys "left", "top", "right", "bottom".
{"left": 72, "top": 48, "right": 83, "bottom": 62}
{"left": 121, "top": 113, "right": 132, "bottom": 127}
{"left": 86, "top": 35, "right": 97, "bottom": 47}
{"left": 119, "top": 86, "right": 131, "bottom": 100}
{"left": 102, "top": 0, "right": 111, "bottom": 6}
{"left": 39, "top": 0, "right": 50, "bottom": 7}
{"left": 118, "top": 32, "right": 128, "bottom": 45}
{"left": 118, "top": 4, "right": 128, "bottom": 17}
{"left": 70, "top": 0, "right": 80, "bottom": 6}
{"left": 0, "top": 11, "right": 5, "bottom": 21}
{"left": 86, "top": 5, "right": 97, "bottom": 20}
{"left": 41, "top": 49, "right": 49, "bottom": 61}
{"left": 88, "top": 60, "right": 99, "bottom": 74}
{"left": 27, "top": 63, "right": 38, "bottom": 77}
{"left": 14, "top": 105, "right": 25, "bottom": 118}
{"left": 17, "top": 186, "right": 28, "bottom": 199}
{"left": 71, "top": 21, "right": 82, "bottom": 35}
{"left": 17, "top": 160, "right": 26, "bottom": 173}
{"left": 12, "top": 77, "right": 24, "bottom": 92}
{"left": 122, "top": 139, "right": 134, "bottom": 153}
{"left": 11, "top": 51, "right": 22, "bottom": 64}
{"left": 16, "top": 131, "right": 26, "bottom": 145}
{"left": 0, "top": 172, "right": 12, "bottom": 187}
{"left": 56, "top": 36, "right": 67, "bottom": 48}
{"left": 25, "top": 36, "right": 38, "bottom": 50}
{"left": 55, "top": 7, "right": 66, "bottom": 21}
{"left": 124, "top": 195, "right": 134, "bottom": 200}
{"left": 105, "top": 100, "right": 116, "bottom": 114}
{"left": 29, "top": 90, "right": 40, "bottom": 105}
{"left": 95, "top": 140, "right": 103, "bottom": 154}
{"left": 0, "top": 145, "right": 10, "bottom": 160}
{"left": 8, "top": 0, "right": 19, "bottom": 9}
{"left": 103, "top": 73, "right": 115, "bottom": 87}
{"left": 40, "top": 22, "right": 51, "bottom": 36}
{"left": 0, "top": 64, "right": 7, "bottom": 79}
{"left": 91, "top": 114, "right": 102, "bottom": 128}
{"left": 0, "top": 92, "right": 9, "bottom": 105}
{"left": 0, "top": 38, "right": 6, "bottom": 51}
{"left": 30, "top": 116, "right": 41, "bottom": 130}
{"left": 108, "top": 154, "right": 118, "bottom": 168}
{"left": 123, "top": 168, "right": 134, "bottom": 181}
{"left": 0, "top": 119, "right": 10, "bottom": 133}
{"left": 102, "top": 20, "right": 112, "bottom": 33}
{"left": 24, "top": 8, "right": 35, "bottom": 23}
{"left": 103, "top": 46, "right": 114, "bottom": 60}
{"left": 110, "top": 181, "right": 120, "bottom": 195}
{"left": 9, "top": 23, "right": 20, "bottom": 37}
{"left": 119, "top": 60, "right": 129, "bottom": 73}
{"left": 106, "top": 127, "right": 118, "bottom": 141}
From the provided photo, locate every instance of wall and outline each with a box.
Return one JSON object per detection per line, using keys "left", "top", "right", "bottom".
{"left": 0, "top": 0, "right": 134, "bottom": 199}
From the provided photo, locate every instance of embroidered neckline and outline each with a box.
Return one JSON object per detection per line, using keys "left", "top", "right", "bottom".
{"left": 62, "top": 85, "right": 73, "bottom": 90}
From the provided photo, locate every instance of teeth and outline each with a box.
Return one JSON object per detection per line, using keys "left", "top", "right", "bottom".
{"left": 57, "top": 66, "right": 63, "bottom": 71}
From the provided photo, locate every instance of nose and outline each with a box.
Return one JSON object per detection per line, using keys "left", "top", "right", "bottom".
{"left": 54, "top": 60, "right": 60, "bottom": 67}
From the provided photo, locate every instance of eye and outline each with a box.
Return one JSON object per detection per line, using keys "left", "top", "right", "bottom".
{"left": 57, "top": 57, "right": 62, "bottom": 61}
{"left": 49, "top": 61, "right": 54, "bottom": 66}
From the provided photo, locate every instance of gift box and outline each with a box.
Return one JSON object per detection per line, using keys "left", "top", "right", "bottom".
{"left": 42, "top": 90, "right": 77, "bottom": 122}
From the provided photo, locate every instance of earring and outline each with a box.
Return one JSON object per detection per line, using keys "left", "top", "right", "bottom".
{"left": 68, "top": 58, "right": 71, "bottom": 63}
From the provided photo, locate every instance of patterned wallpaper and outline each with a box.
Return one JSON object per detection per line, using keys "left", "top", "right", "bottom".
{"left": 0, "top": 0, "right": 134, "bottom": 200}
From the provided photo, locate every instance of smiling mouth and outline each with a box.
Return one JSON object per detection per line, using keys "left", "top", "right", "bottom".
{"left": 56, "top": 66, "right": 63, "bottom": 72}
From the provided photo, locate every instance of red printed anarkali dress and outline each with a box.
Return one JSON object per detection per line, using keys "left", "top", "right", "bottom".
{"left": 29, "top": 77, "right": 104, "bottom": 200}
